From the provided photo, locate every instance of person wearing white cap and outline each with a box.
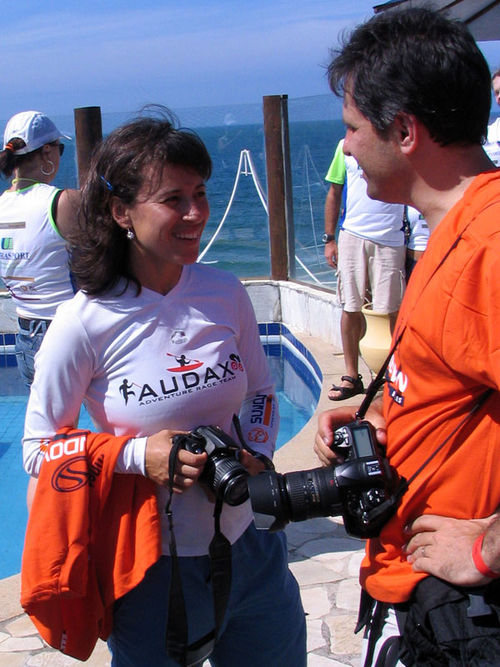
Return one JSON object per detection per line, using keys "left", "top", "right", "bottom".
{"left": 0, "top": 110, "right": 81, "bottom": 386}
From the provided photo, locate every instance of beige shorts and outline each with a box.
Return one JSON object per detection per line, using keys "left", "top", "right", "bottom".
{"left": 337, "top": 230, "right": 406, "bottom": 313}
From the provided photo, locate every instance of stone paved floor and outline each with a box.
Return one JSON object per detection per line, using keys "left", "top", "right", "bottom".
{"left": 0, "top": 516, "right": 365, "bottom": 666}
{"left": 0, "top": 334, "right": 373, "bottom": 665}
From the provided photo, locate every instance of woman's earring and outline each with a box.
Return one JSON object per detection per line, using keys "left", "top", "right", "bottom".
{"left": 41, "top": 160, "right": 55, "bottom": 177}
{"left": 126, "top": 228, "right": 135, "bottom": 240}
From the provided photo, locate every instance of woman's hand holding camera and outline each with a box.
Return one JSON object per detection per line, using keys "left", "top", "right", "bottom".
{"left": 145, "top": 429, "right": 208, "bottom": 492}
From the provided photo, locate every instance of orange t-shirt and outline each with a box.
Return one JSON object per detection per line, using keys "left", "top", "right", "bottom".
{"left": 361, "top": 171, "right": 500, "bottom": 603}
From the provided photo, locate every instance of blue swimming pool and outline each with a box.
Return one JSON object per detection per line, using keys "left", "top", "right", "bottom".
{"left": 0, "top": 324, "right": 321, "bottom": 579}
{"left": 260, "top": 322, "right": 322, "bottom": 448}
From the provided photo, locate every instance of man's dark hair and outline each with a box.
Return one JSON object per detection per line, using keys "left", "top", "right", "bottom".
{"left": 328, "top": 7, "right": 491, "bottom": 146}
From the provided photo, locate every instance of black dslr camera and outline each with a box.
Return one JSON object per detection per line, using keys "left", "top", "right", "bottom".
{"left": 173, "top": 425, "right": 249, "bottom": 506}
{"left": 247, "top": 420, "right": 404, "bottom": 539}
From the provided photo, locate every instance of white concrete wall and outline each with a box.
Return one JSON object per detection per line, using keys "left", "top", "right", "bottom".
{"left": 1, "top": 280, "right": 344, "bottom": 350}
{"left": 243, "top": 279, "right": 343, "bottom": 353}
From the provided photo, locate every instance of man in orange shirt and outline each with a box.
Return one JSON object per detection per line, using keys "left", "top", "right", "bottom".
{"left": 315, "top": 7, "right": 500, "bottom": 665}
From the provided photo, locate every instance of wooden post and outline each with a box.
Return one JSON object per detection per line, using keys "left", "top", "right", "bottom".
{"left": 263, "top": 95, "right": 295, "bottom": 281}
{"left": 73, "top": 107, "right": 103, "bottom": 188}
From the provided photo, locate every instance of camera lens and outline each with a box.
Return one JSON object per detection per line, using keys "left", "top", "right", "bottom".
{"left": 224, "top": 474, "right": 250, "bottom": 506}
{"left": 247, "top": 470, "right": 290, "bottom": 530}
{"left": 248, "top": 466, "right": 344, "bottom": 531}
{"left": 206, "top": 455, "right": 249, "bottom": 506}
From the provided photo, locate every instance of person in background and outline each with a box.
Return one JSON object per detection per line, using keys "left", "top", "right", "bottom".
{"left": 315, "top": 7, "right": 500, "bottom": 665}
{"left": 404, "top": 206, "right": 429, "bottom": 281}
{"left": 485, "top": 67, "right": 500, "bottom": 165}
{"left": 323, "top": 138, "right": 405, "bottom": 401}
{"left": 0, "top": 110, "right": 80, "bottom": 386}
{"left": 22, "top": 111, "right": 306, "bottom": 666}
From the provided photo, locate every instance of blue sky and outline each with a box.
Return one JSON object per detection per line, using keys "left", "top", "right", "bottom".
{"left": 5, "top": 0, "right": 500, "bottom": 119}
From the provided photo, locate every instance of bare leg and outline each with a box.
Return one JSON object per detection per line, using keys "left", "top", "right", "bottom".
{"left": 329, "top": 310, "right": 365, "bottom": 400}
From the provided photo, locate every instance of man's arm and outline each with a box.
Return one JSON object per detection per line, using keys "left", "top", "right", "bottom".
{"left": 324, "top": 183, "right": 343, "bottom": 269}
{"left": 405, "top": 512, "right": 500, "bottom": 585}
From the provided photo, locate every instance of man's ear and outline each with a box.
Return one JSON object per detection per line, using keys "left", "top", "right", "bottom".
{"left": 394, "top": 112, "right": 418, "bottom": 153}
{"left": 110, "top": 196, "right": 130, "bottom": 230}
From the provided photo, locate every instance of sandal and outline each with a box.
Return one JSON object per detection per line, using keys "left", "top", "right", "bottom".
{"left": 328, "top": 374, "right": 364, "bottom": 401}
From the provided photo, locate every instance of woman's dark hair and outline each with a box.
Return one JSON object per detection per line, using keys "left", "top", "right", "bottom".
{"left": 0, "top": 138, "right": 41, "bottom": 179}
{"left": 71, "top": 109, "right": 212, "bottom": 296}
{"left": 328, "top": 7, "right": 491, "bottom": 146}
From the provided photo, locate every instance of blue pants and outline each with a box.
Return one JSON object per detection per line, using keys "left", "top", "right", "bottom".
{"left": 108, "top": 523, "right": 306, "bottom": 666}
{"left": 15, "top": 320, "right": 49, "bottom": 387}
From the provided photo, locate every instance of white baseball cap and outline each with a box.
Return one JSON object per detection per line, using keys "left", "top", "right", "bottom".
{"left": 3, "top": 110, "right": 71, "bottom": 155}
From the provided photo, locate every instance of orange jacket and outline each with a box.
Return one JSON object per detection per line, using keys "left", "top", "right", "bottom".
{"left": 21, "top": 428, "right": 161, "bottom": 661}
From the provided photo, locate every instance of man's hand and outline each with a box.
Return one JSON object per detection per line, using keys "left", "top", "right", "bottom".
{"left": 314, "top": 406, "right": 358, "bottom": 465}
{"left": 145, "top": 429, "right": 208, "bottom": 492}
{"left": 324, "top": 240, "right": 338, "bottom": 268}
{"left": 314, "top": 398, "right": 386, "bottom": 467}
{"left": 404, "top": 514, "right": 499, "bottom": 586}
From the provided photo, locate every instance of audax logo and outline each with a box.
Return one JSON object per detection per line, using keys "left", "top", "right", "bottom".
{"left": 119, "top": 353, "right": 245, "bottom": 406}
{"left": 1, "top": 237, "right": 13, "bottom": 250}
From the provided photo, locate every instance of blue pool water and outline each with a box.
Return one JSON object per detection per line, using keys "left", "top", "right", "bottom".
{"left": 0, "top": 326, "right": 321, "bottom": 579}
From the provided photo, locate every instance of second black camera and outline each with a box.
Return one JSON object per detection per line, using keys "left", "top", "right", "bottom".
{"left": 173, "top": 425, "right": 249, "bottom": 506}
{"left": 247, "top": 420, "right": 403, "bottom": 539}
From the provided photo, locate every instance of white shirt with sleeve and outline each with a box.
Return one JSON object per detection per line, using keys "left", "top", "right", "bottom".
{"left": 23, "top": 263, "right": 279, "bottom": 556}
{"left": 485, "top": 117, "right": 500, "bottom": 166}
{"left": 0, "top": 183, "right": 74, "bottom": 318}
{"left": 325, "top": 139, "right": 405, "bottom": 247}
{"left": 406, "top": 206, "right": 430, "bottom": 252}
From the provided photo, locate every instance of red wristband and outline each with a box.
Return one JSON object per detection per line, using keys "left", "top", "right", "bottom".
{"left": 472, "top": 533, "right": 500, "bottom": 579}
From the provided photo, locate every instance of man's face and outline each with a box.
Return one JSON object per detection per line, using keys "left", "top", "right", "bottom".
{"left": 342, "top": 91, "right": 402, "bottom": 203}
{"left": 492, "top": 76, "right": 500, "bottom": 107}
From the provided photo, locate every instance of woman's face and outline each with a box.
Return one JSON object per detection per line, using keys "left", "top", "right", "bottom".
{"left": 112, "top": 163, "right": 209, "bottom": 293}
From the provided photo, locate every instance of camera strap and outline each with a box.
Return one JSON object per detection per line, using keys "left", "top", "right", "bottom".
{"left": 164, "top": 439, "right": 231, "bottom": 666}
{"left": 356, "top": 214, "right": 474, "bottom": 423}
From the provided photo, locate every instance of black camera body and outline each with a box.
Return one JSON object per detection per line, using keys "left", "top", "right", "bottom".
{"left": 248, "top": 420, "right": 403, "bottom": 539}
{"left": 174, "top": 425, "right": 249, "bottom": 506}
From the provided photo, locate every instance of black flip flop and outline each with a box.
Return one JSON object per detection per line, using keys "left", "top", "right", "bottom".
{"left": 328, "top": 374, "right": 364, "bottom": 401}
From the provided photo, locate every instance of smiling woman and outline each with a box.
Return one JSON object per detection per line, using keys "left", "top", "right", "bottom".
{"left": 20, "top": 110, "right": 307, "bottom": 665}
{"left": 111, "top": 165, "right": 210, "bottom": 295}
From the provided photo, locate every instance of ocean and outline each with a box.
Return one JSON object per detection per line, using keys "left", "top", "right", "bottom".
{"left": 2, "top": 91, "right": 500, "bottom": 285}
{"left": 0, "top": 100, "right": 348, "bottom": 286}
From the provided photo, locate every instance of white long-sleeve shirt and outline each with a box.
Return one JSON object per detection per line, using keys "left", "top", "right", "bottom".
{"left": 23, "top": 264, "right": 279, "bottom": 555}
